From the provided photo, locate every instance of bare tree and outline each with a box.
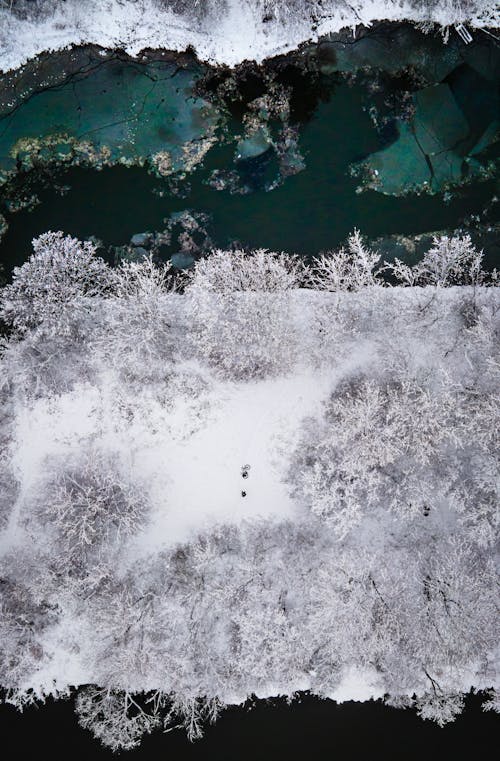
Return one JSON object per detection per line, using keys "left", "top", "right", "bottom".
{"left": 187, "top": 248, "right": 303, "bottom": 379}
{"left": 36, "top": 449, "right": 150, "bottom": 569}
{"left": 308, "top": 230, "right": 382, "bottom": 291}
{"left": 0, "top": 232, "right": 113, "bottom": 335}
{"left": 76, "top": 687, "right": 160, "bottom": 752}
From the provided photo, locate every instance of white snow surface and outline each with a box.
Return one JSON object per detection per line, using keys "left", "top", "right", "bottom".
{"left": 0, "top": 233, "right": 500, "bottom": 724}
{"left": 10, "top": 368, "right": 334, "bottom": 552}
{"left": 0, "top": 0, "right": 498, "bottom": 72}
{"left": 8, "top": 341, "right": 375, "bottom": 556}
{"left": 2, "top": 288, "right": 495, "bottom": 702}
{"left": 133, "top": 369, "right": 332, "bottom": 551}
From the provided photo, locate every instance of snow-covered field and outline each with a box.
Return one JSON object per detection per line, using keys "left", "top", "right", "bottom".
{"left": 0, "top": 0, "right": 498, "bottom": 72}
{"left": 9, "top": 368, "right": 335, "bottom": 553}
{"left": 0, "top": 234, "right": 498, "bottom": 748}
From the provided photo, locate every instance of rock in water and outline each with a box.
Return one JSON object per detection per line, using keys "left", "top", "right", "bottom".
{"left": 130, "top": 232, "right": 151, "bottom": 247}
{"left": 236, "top": 127, "right": 273, "bottom": 161}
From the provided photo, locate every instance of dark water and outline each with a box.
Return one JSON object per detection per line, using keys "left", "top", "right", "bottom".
{"left": 0, "top": 162, "right": 496, "bottom": 277}
{"left": 0, "top": 692, "right": 497, "bottom": 761}
{"left": 0, "top": 77, "right": 498, "bottom": 277}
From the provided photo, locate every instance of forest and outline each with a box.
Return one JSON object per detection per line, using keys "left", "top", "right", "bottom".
{"left": 0, "top": 230, "right": 498, "bottom": 750}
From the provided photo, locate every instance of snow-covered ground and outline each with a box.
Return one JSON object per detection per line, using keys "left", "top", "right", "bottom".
{"left": 7, "top": 338, "right": 379, "bottom": 554}
{"left": 0, "top": 237, "right": 498, "bottom": 746}
{"left": 0, "top": 0, "right": 498, "bottom": 72}
{"left": 133, "top": 369, "right": 333, "bottom": 550}
{"left": 8, "top": 368, "right": 334, "bottom": 552}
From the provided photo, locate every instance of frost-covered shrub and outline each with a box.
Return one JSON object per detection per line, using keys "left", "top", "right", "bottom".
{"left": 188, "top": 247, "right": 302, "bottom": 293}
{"left": 308, "top": 229, "right": 381, "bottom": 291}
{"left": 386, "top": 234, "right": 490, "bottom": 287}
{"left": 187, "top": 248, "right": 302, "bottom": 379}
{"left": 94, "top": 255, "right": 182, "bottom": 383}
{"left": 37, "top": 450, "right": 149, "bottom": 568}
{"left": 114, "top": 254, "right": 178, "bottom": 300}
{"left": 0, "top": 232, "right": 112, "bottom": 335}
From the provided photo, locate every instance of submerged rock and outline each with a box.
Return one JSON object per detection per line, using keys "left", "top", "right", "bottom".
{"left": 0, "top": 52, "right": 219, "bottom": 184}
{"left": 114, "top": 244, "right": 150, "bottom": 264}
{"left": 131, "top": 246, "right": 149, "bottom": 258}
{"left": 315, "top": 25, "right": 500, "bottom": 86}
{"left": 446, "top": 64, "right": 500, "bottom": 153}
{"left": 171, "top": 252, "right": 195, "bottom": 269}
{"left": 130, "top": 232, "right": 151, "bottom": 247}
{"left": 0, "top": 212, "right": 7, "bottom": 245}
{"left": 356, "top": 75, "right": 498, "bottom": 196}
{"left": 373, "top": 224, "right": 500, "bottom": 271}
{"left": 236, "top": 126, "right": 273, "bottom": 161}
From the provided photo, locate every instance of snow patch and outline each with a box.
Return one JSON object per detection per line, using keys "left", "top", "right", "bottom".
{"left": 0, "top": 0, "right": 498, "bottom": 72}
{"left": 330, "top": 666, "right": 384, "bottom": 702}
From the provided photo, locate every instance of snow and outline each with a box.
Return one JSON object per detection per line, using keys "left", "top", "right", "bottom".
{"left": 0, "top": 0, "right": 498, "bottom": 73}
{"left": 22, "top": 611, "right": 91, "bottom": 697}
{"left": 12, "top": 386, "right": 100, "bottom": 492}
{"left": 0, "top": 237, "right": 498, "bottom": 735}
{"left": 7, "top": 366, "right": 335, "bottom": 552}
{"left": 7, "top": 329, "right": 379, "bottom": 556}
{"left": 133, "top": 369, "right": 334, "bottom": 551}
{"left": 329, "top": 667, "right": 384, "bottom": 702}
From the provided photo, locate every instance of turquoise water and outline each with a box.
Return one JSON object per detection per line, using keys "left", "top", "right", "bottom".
{"left": 0, "top": 37, "right": 498, "bottom": 277}
{"left": 0, "top": 57, "right": 217, "bottom": 179}
{"left": 1, "top": 80, "right": 497, "bottom": 276}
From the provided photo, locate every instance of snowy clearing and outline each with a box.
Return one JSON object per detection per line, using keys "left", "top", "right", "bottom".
{"left": 0, "top": 235, "right": 498, "bottom": 748}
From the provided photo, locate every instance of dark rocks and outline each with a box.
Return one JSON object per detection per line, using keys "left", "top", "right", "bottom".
{"left": 170, "top": 252, "right": 195, "bottom": 269}
{"left": 130, "top": 232, "right": 152, "bottom": 247}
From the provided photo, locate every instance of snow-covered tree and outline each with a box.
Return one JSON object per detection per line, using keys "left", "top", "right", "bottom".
{"left": 94, "top": 255, "right": 182, "bottom": 385}
{"left": 415, "top": 692, "right": 465, "bottom": 727}
{"left": 0, "top": 548, "right": 58, "bottom": 687}
{"left": 0, "top": 232, "right": 113, "bottom": 335}
{"left": 75, "top": 687, "right": 159, "bottom": 752}
{"left": 290, "top": 356, "right": 499, "bottom": 535}
{"left": 482, "top": 689, "right": 500, "bottom": 714}
{"left": 0, "top": 392, "right": 17, "bottom": 530}
{"left": 187, "top": 248, "right": 303, "bottom": 378}
{"left": 187, "top": 247, "right": 302, "bottom": 294}
{"left": 308, "top": 230, "right": 381, "bottom": 291}
{"left": 386, "top": 234, "right": 489, "bottom": 287}
{"left": 34, "top": 449, "right": 150, "bottom": 570}
{"left": 0, "top": 230, "right": 498, "bottom": 748}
